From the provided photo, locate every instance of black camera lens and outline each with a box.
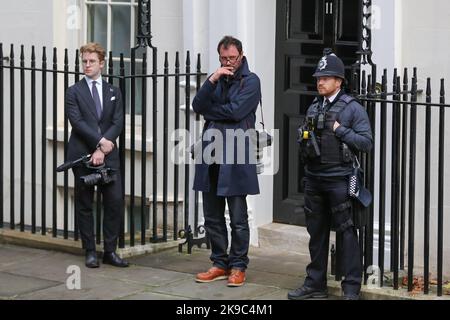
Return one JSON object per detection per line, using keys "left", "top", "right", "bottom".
{"left": 81, "top": 173, "right": 102, "bottom": 185}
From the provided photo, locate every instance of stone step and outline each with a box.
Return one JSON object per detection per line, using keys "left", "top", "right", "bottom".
{"left": 258, "top": 222, "right": 335, "bottom": 256}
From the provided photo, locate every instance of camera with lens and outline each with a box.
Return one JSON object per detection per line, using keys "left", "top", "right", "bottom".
{"left": 56, "top": 154, "right": 116, "bottom": 186}
{"left": 80, "top": 165, "right": 116, "bottom": 186}
{"left": 253, "top": 130, "right": 273, "bottom": 174}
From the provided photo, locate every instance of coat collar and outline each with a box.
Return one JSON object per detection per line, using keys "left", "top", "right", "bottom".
{"left": 233, "top": 56, "right": 251, "bottom": 78}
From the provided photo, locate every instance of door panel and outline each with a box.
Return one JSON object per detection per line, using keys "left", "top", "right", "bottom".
{"left": 274, "top": 0, "right": 361, "bottom": 226}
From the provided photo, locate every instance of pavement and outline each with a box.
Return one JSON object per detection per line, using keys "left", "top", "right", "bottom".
{"left": 0, "top": 243, "right": 321, "bottom": 300}
{"left": 0, "top": 241, "right": 447, "bottom": 301}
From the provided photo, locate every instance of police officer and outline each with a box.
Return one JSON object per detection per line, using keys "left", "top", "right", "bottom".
{"left": 288, "top": 51, "right": 373, "bottom": 300}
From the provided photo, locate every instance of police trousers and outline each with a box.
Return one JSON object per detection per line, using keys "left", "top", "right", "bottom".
{"left": 303, "top": 175, "right": 362, "bottom": 295}
{"left": 202, "top": 164, "right": 249, "bottom": 271}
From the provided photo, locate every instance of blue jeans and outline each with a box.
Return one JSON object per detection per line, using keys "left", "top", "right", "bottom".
{"left": 202, "top": 164, "right": 249, "bottom": 271}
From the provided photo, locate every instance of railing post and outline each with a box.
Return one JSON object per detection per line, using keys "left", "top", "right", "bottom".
{"left": 63, "top": 49, "right": 69, "bottom": 239}
{"left": 140, "top": 51, "right": 147, "bottom": 245}
{"left": 118, "top": 53, "right": 126, "bottom": 249}
{"left": 52, "top": 47, "right": 58, "bottom": 237}
{"left": 400, "top": 68, "right": 408, "bottom": 271}
{"left": 392, "top": 74, "right": 401, "bottom": 290}
{"left": 437, "top": 79, "right": 445, "bottom": 297}
{"left": 10, "top": 44, "right": 15, "bottom": 230}
{"left": 151, "top": 46, "right": 158, "bottom": 242}
{"left": 173, "top": 52, "right": 180, "bottom": 241}
{"left": 377, "top": 70, "right": 387, "bottom": 287}
{"left": 184, "top": 51, "right": 191, "bottom": 233}
{"left": 31, "top": 46, "right": 37, "bottom": 234}
{"left": 20, "top": 45, "right": 25, "bottom": 232}
{"left": 194, "top": 53, "right": 202, "bottom": 238}
{"left": 41, "top": 47, "right": 47, "bottom": 236}
{"left": 129, "top": 47, "right": 136, "bottom": 247}
{"left": 423, "top": 78, "right": 432, "bottom": 294}
{"left": 163, "top": 51, "right": 169, "bottom": 241}
{"left": 407, "top": 74, "right": 418, "bottom": 292}
{"left": 74, "top": 49, "right": 80, "bottom": 241}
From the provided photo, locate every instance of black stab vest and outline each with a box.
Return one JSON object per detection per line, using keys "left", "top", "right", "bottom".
{"left": 302, "top": 94, "right": 355, "bottom": 164}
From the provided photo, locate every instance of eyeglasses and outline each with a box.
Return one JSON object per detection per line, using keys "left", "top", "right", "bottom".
{"left": 219, "top": 55, "right": 241, "bottom": 64}
{"left": 82, "top": 59, "right": 99, "bottom": 66}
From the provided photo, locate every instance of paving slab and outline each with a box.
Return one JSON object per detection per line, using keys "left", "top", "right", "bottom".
{"left": 0, "top": 245, "right": 52, "bottom": 270}
{"left": 150, "top": 277, "right": 279, "bottom": 300}
{"left": 130, "top": 249, "right": 211, "bottom": 275}
{"left": 246, "top": 269, "right": 304, "bottom": 290}
{"left": 17, "top": 277, "right": 145, "bottom": 300}
{"left": 94, "top": 265, "right": 193, "bottom": 287}
{"left": 120, "top": 290, "right": 192, "bottom": 300}
{"left": 0, "top": 272, "right": 60, "bottom": 299}
{"left": 1, "top": 251, "right": 100, "bottom": 282}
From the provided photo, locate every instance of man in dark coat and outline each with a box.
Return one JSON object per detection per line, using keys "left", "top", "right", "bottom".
{"left": 66, "top": 42, "right": 128, "bottom": 268}
{"left": 193, "top": 36, "right": 261, "bottom": 287}
{"left": 288, "top": 51, "right": 373, "bottom": 300}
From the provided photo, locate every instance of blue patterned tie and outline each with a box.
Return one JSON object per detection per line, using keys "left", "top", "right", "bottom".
{"left": 91, "top": 80, "right": 102, "bottom": 119}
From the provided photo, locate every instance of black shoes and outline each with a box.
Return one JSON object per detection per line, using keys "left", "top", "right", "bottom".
{"left": 85, "top": 250, "right": 99, "bottom": 268}
{"left": 102, "top": 251, "right": 129, "bottom": 268}
{"left": 85, "top": 250, "right": 129, "bottom": 268}
{"left": 287, "top": 286, "right": 328, "bottom": 300}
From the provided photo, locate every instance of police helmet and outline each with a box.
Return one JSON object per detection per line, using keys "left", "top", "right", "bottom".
{"left": 313, "top": 49, "right": 346, "bottom": 80}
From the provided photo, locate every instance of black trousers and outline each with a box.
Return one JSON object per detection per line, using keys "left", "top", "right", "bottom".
{"left": 202, "top": 164, "right": 249, "bottom": 271}
{"left": 303, "top": 175, "right": 362, "bottom": 295}
{"left": 73, "top": 167, "right": 123, "bottom": 253}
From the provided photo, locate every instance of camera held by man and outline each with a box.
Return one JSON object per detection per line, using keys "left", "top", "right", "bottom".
{"left": 56, "top": 154, "right": 117, "bottom": 186}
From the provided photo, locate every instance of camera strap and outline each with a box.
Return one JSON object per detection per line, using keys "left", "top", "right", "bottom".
{"left": 242, "top": 73, "right": 266, "bottom": 132}
{"left": 258, "top": 98, "right": 266, "bottom": 131}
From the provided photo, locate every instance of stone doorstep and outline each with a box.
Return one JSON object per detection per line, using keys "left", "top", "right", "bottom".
{"left": 0, "top": 228, "right": 183, "bottom": 259}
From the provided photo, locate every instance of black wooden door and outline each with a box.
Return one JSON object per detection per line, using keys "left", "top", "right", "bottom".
{"left": 273, "top": 0, "right": 361, "bottom": 226}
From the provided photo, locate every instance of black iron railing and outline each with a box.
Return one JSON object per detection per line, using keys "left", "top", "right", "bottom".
{"left": 0, "top": 42, "right": 207, "bottom": 251}
{"left": 352, "top": 66, "right": 448, "bottom": 297}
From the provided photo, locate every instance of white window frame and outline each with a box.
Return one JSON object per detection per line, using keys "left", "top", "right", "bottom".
{"left": 82, "top": 0, "right": 144, "bottom": 123}
{"left": 83, "top": 0, "right": 138, "bottom": 54}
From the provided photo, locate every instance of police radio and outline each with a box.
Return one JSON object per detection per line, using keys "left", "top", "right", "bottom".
{"left": 297, "top": 116, "right": 321, "bottom": 157}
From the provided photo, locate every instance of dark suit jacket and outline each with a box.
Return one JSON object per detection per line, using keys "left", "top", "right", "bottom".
{"left": 66, "top": 78, "right": 124, "bottom": 169}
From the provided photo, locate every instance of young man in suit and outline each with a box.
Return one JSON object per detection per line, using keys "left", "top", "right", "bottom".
{"left": 66, "top": 42, "right": 128, "bottom": 268}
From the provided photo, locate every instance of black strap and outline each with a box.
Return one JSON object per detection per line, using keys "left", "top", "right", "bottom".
{"left": 331, "top": 200, "right": 352, "bottom": 214}
{"left": 258, "top": 98, "right": 265, "bottom": 130}
{"left": 240, "top": 73, "right": 265, "bottom": 130}
{"left": 336, "top": 219, "right": 354, "bottom": 233}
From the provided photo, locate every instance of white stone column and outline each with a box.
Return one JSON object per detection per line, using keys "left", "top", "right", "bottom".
{"left": 182, "top": 0, "right": 210, "bottom": 71}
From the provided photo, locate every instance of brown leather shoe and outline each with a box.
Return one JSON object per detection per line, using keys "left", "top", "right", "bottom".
{"left": 227, "top": 269, "right": 246, "bottom": 287}
{"left": 196, "top": 267, "right": 229, "bottom": 283}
